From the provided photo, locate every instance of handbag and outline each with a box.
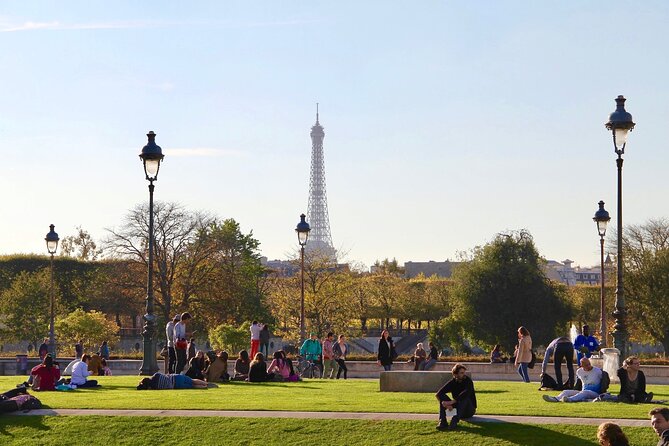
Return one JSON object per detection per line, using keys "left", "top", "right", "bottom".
{"left": 528, "top": 350, "right": 537, "bottom": 369}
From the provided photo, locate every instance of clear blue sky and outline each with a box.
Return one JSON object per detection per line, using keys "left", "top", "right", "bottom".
{"left": 1, "top": 2, "right": 668, "bottom": 269}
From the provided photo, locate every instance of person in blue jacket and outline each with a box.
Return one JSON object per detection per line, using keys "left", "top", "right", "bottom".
{"left": 573, "top": 325, "right": 600, "bottom": 364}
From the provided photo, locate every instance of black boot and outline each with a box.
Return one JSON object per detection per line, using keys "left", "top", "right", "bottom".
{"left": 436, "top": 420, "right": 448, "bottom": 431}
{"left": 449, "top": 416, "right": 460, "bottom": 430}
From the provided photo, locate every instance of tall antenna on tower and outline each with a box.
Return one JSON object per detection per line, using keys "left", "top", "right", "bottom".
{"left": 306, "top": 104, "right": 336, "bottom": 261}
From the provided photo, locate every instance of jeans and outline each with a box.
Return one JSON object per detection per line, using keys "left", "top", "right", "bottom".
{"left": 323, "top": 359, "right": 338, "bottom": 379}
{"left": 517, "top": 363, "right": 530, "bottom": 382}
{"left": 168, "top": 347, "right": 176, "bottom": 374}
{"left": 176, "top": 348, "right": 187, "bottom": 374}
{"left": 75, "top": 380, "right": 99, "bottom": 388}
{"left": 553, "top": 343, "right": 575, "bottom": 388}
{"left": 383, "top": 364, "right": 392, "bottom": 371}
{"left": 260, "top": 342, "right": 269, "bottom": 357}
{"left": 556, "top": 389, "right": 598, "bottom": 402}
{"left": 422, "top": 358, "right": 437, "bottom": 371}
{"left": 336, "top": 359, "right": 347, "bottom": 379}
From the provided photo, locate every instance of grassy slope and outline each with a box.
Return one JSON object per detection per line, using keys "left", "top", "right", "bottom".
{"left": 0, "top": 417, "right": 659, "bottom": 446}
{"left": 1, "top": 377, "right": 666, "bottom": 419}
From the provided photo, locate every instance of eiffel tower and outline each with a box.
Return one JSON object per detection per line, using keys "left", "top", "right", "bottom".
{"left": 306, "top": 104, "right": 336, "bottom": 261}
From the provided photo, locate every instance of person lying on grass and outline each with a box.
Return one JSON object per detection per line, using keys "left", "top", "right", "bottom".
{"left": 137, "top": 372, "right": 208, "bottom": 390}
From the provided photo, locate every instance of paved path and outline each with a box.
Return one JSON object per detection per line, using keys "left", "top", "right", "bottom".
{"left": 9, "top": 409, "right": 650, "bottom": 427}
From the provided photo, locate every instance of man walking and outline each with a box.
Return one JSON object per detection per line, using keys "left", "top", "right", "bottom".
{"left": 322, "top": 332, "right": 339, "bottom": 379}
{"left": 650, "top": 407, "right": 669, "bottom": 446}
{"left": 165, "top": 314, "right": 180, "bottom": 374}
{"left": 435, "top": 363, "right": 477, "bottom": 431}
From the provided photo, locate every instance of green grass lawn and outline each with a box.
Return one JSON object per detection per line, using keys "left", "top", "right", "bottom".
{"left": 1, "top": 376, "right": 666, "bottom": 420}
{"left": 0, "top": 416, "right": 659, "bottom": 446}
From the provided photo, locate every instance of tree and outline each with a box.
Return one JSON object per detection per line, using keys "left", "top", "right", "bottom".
{"left": 451, "top": 230, "right": 572, "bottom": 352}
{"left": 208, "top": 322, "right": 249, "bottom": 353}
{"left": 104, "top": 202, "right": 213, "bottom": 323}
{"left": 55, "top": 309, "right": 119, "bottom": 352}
{"left": 619, "top": 218, "right": 669, "bottom": 354}
{"left": 0, "top": 270, "right": 54, "bottom": 349}
{"left": 60, "top": 227, "right": 102, "bottom": 260}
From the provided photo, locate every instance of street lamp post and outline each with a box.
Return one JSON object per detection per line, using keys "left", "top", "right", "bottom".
{"left": 45, "top": 224, "right": 59, "bottom": 358}
{"left": 139, "top": 131, "right": 164, "bottom": 375}
{"left": 295, "top": 214, "right": 311, "bottom": 344}
{"left": 605, "top": 95, "right": 635, "bottom": 360}
{"left": 593, "top": 200, "right": 610, "bottom": 347}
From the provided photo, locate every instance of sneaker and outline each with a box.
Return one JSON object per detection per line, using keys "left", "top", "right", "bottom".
{"left": 436, "top": 421, "right": 448, "bottom": 431}
{"left": 449, "top": 416, "right": 460, "bottom": 430}
{"left": 542, "top": 395, "right": 558, "bottom": 403}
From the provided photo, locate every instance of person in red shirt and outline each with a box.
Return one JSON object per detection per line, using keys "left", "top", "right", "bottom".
{"left": 30, "top": 355, "right": 61, "bottom": 391}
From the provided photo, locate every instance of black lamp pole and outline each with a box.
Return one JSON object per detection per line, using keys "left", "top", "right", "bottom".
{"left": 139, "top": 131, "right": 164, "bottom": 375}
{"left": 45, "top": 224, "right": 59, "bottom": 358}
{"left": 295, "top": 214, "right": 311, "bottom": 344}
{"left": 593, "top": 201, "right": 610, "bottom": 347}
{"left": 605, "top": 95, "right": 635, "bottom": 360}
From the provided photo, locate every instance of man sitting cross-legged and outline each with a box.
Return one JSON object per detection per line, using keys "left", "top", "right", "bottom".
{"left": 543, "top": 357, "right": 603, "bottom": 403}
{"left": 435, "top": 363, "right": 477, "bottom": 431}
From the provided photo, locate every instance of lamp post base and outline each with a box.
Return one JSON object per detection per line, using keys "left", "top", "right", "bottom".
{"left": 139, "top": 316, "right": 159, "bottom": 376}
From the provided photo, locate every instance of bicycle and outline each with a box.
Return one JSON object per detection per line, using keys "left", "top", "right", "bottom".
{"left": 296, "top": 355, "right": 322, "bottom": 379}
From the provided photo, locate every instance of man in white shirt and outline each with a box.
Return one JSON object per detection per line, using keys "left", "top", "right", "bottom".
{"left": 543, "top": 358, "right": 602, "bottom": 403}
{"left": 165, "top": 314, "right": 180, "bottom": 374}
{"left": 71, "top": 354, "right": 99, "bottom": 388}
{"left": 250, "top": 320, "right": 261, "bottom": 358}
{"left": 173, "top": 312, "right": 191, "bottom": 374}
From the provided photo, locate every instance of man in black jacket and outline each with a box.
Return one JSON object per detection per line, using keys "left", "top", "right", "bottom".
{"left": 650, "top": 407, "right": 669, "bottom": 446}
{"left": 435, "top": 363, "right": 477, "bottom": 431}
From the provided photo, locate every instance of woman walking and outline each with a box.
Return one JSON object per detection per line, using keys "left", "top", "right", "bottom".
{"left": 514, "top": 326, "right": 532, "bottom": 383}
{"left": 377, "top": 329, "right": 395, "bottom": 372}
{"left": 333, "top": 334, "right": 349, "bottom": 379}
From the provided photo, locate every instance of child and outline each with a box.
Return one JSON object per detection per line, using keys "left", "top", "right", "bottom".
{"left": 101, "top": 359, "right": 112, "bottom": 376}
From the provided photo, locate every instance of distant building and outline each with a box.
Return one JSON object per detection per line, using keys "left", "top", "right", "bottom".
{"left": 260, "top": 257, "right": 299, "bottom": 277}
{"left": 403, "top": 260, "right": 460, "bottom": 279}
{"left": 544, "top": 258, "right": 610, "bottom": 286}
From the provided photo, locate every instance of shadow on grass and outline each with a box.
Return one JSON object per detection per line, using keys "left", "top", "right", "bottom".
{"left": 476, "top": 390, "right": 508, "bottom": 394}
{"left": 0, "top": 415, "right": 50, "bottom": 437}
{"left": 463, "top": 421, "right": 594, "bottom": 446}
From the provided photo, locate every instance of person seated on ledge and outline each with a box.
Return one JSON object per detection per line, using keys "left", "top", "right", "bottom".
{"left": 137, "top": 372, "right": 208, "bottom": 390}
{"left": 490, "top": 344, "right": 506, "bottom": 364}
{"left": 248, "top": 352, "right": 274, "bottom": 382}
{"left": 411, "top": 343, "right": 427, "bottom": 371}
{"left": 422, "top": 342, "right": 439, "bottom": 370}
{"left": 435, "top": 363, "right": 477, "bottom": 431}
{"left": 71, "top": 354, "right": 100, "bottom": 388}
{"left": 543, "top": 358, "right": 603, "bottom": 403}
{"left": 30, "top": 354, "right": 60, "bottom": 391}
{"left": 618, "top": 356, "right": 653, "bottom": 403}
{"left": 233, "top": 350, "right": 250, "bottom": 381}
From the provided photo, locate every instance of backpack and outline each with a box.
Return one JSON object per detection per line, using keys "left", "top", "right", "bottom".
{"left": 539, "top": 373, "right": 559, "bottom": 390}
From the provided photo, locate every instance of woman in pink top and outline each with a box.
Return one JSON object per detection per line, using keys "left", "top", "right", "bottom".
{"left": 267, "top": 351, "right": 291, "bottom": 380}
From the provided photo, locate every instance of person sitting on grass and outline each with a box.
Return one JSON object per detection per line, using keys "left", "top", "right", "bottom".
{"left": 71, "top": 354, "right": 100, "bottom": 388}
{"left": 30, "top": 355, "right": 60, "bottom": 391}
{"left": 435, "top": 363, "right": 477, "bottom": 431}
{"left": 267, "top": 351, "right": 291, "bottom": 381}
{"left": 233, "top": 350, "right": 250, "bottom": 381}
{"left": 101, "top": 359, "right": 112, "bottom": 376}
{"left": 87, "top": 352, "right": 103, "bottom": 376}
{"left": 543, "top": 358, "right": 603, "bottom": 403}
{"left": 205, "top": 351, "right": 229, "bottom": 382}
{"left": 248, "top": 352, "right": 274, "bottom": 382}
{"left": 137, "top": 372, "right": 208, "bottom": 390}
{"left": 617, "top": 356, "right": 653, "bottom": 403}
{"left": 185, "top": 350, "right": 206, "bottom": 380}
{"left": 597, "top": 422, "right": 630, "bottom": 446}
